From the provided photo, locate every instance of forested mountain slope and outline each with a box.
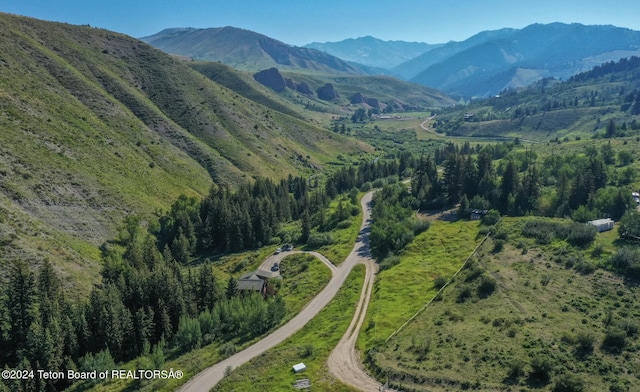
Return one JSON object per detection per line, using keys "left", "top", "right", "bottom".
{"left": 0, "top": 13, "right": 368, "bottom": 293}
{"left": 401, "top": 23, "right": 640, "bottom": 98}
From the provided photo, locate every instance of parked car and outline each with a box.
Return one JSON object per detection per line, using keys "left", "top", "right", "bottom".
{"left": 282, "top": 244, "right": 293, "bottom": 251}
{"left": 274, "top": 248, "right": 282, "bottom": 254}
{"left": 271, "top": 262, "right": 280, "bottom": 272}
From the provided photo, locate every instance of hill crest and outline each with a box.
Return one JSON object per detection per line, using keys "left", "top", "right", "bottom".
{"left": 140, "top": 26, "right": 369, "bottom": 75}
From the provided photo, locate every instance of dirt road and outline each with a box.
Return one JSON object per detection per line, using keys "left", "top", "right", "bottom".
{"left": 179, "top": 191, "right": 383, "bottom": 392}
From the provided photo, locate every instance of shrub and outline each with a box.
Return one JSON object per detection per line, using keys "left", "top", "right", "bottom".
{"left": 433, "top": 276, "right": 448, "bottom": 290}
{"left": 482, "top": 209, "right": 501, "bottom": 226}
{"left": 573, "top": 258, "right": 595, "bottom": 274}
{"left": 477, "top": 275, "right": 497, "bottom": 297}
{"left": 219, "top": 342, "right": 237, "bottom": 358}
{"left": 492, "top": 239, "right": 505, "bottom": 253}
{"left": 176, "top": 315, "right": 202, "bottom": 352}
{"left": 553, "top": 373, "right": 585, "bottom": 392}
{"left": 609, "top": 247, "right": 640, "bottom": 279}
{"left": 575, "top": 332, "right": 595, "bottom": 354}
{"left": 412, "top": 219, "right": 431, "bottom": 235}
{"left": 336, "top": 220, "right": 352, "bottom": 229}
{"left": 567, "top": 223, "right": 597, "bottom": 247}
{"left": 379, "top": 255, "right": 401, "bottom": 271}
{"left": 299, "top": 344, "right": 314, "bottom": 358}
{"left": 507, "top": 358, "right": 526, "bottom": 379}
{"left": 602, "top": 328, "right": 626, "bottom": 353}
{"left": 530, "top": 354, "right": 553, "bottom": 383}
{"left": 456, "top": 285, "right": 472, "bottom": 303}
{"left": 306, "top": 232, "right": 335, "bottom": 248}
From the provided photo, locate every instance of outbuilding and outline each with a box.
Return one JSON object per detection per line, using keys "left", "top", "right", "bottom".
{"left": 588, "top": 218, "right": 614, "bottom": 232}
{"left": 292, "top": 363, "right": 307, "bottom": 373}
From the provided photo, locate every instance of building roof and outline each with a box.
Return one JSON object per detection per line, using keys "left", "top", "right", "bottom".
{"left": 588, "top": 218, "right": 614, "bottom": 225}
{"left": 292, "top": 363, "right": 306, "bottom": 373}
{"left": 237, "top": 272, "right": 265, "bottom": 292}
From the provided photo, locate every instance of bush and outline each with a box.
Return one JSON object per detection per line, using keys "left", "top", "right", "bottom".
{"left": 412, "top": 219, "right": 431, "bottom": 235}
{"left": 477, "top": 275, "right": 497, "bottom": 297}
{"left": 567, "top": 223, "right": 597, "bottom": 247}
{"left": 306, "top": 232, "right": 335, "bottom": 248}
{"left": 433, "top": 276, "right": 448, "bottom": 290}
{"left": 575, "top": 332, "right": 595, "bottom": 354}
{"left": 602, "top": 328, "right": 626, "bottom": 353}
{"left": 507, "top": 358, "right": 526, "bottom": 379}
{"left": 530, "top": 354, "right": 553, "bottom": 383}
{"left": 609, "top": 247, "right": 640, "bottom": 279}
{"left": 176, "top": 315, "right": 202, "bottom": 352}
{"left": 553, "top": 373, "right": 585, "bottom": 392}
{"left": 482, "top": 209, "right": 501, "bottom": 226}
{"left": 456, "top": 285, "right": 472, "bottom": 303}
{"left": 492, "top": 239, "right": 505, "bottom": 253}
{"left": 379, "top": 255, "right": 401, "bottom": 271}
{"left": 336, "top": 220, "right": 352, "bottom": 229}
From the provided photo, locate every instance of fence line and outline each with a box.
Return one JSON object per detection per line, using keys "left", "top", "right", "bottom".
{"left": 384, "top": 229, "right": 493, "bottom": 343}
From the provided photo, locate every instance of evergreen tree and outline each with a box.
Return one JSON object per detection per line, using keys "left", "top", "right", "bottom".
{"left": 226, "top": 277, "right": 238, "bottom": 299}
{"left": 197, "top": 264, "right": 219, "bottom": 312}
{"left": 5, "top": 260, "right": 37, "bottom": 365}
{"left": 500, "top": 160, "right": 520, "bottom": 213}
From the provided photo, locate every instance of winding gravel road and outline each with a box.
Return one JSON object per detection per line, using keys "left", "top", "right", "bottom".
{"left": 179, "top": 191, "right": 384, "bottom": 392}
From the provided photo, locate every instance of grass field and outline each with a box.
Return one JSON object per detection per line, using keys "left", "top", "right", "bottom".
{"left": 358, "top": 219, "right": 482, "bottom": 351}
{"left": 372, "top": 217, "right": 640, "bottom": 392}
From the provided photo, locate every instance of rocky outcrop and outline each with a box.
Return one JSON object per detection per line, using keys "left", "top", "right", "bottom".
{"left": 350, "top": 92, "right": 380, "bottom": 108}
{"left": 350, "top": 92, "right": 366, "bottom": 104}
{"left": 317, "top": 83, "right": 340, "bottom": 101}
{"left": 253, "top": 68, "right": 286, "bottom": 92}
{"left": 366, "top": 97, "right": 380, "bottom": 108}
{"left": 296, "top": 82, "right": 313, "bottom": 95}
{"left": 284, "top": 78, "right": 296, "bottom": 90}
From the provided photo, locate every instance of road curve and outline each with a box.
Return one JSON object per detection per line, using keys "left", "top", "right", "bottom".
{"left": 179, "top": 191, "right": 381, "bottom": 392}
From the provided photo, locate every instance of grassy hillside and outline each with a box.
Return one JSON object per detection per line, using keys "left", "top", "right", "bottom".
{"left": 0, "top": 13, "right": 369, "bottom": 294}
{"left": 140, "top": 26, "right": 367, "bottom": 75}
{"left": 279, "top": 72, "right": 455, "bottom": 110}
{"left": 371, "top": 217, "right": 640, "bottom": 391}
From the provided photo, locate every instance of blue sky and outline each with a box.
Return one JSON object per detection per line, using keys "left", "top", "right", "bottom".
{"left": 2, "top": 0, "right": 640, "bottom": 46}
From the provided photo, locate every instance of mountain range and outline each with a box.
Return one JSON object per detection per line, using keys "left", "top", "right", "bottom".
{"left": 143, "top": 23, "right": 640, "bottom": 99}
{"left": 303, "top": 36, "right": 442, "bottom": 69}
{"left": 405, "top": 23, "right": 640, "bottom": 98}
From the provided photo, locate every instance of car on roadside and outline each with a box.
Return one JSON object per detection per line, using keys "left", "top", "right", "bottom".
{"left": 274, "top": 248, "right": 282, "bottom": 254}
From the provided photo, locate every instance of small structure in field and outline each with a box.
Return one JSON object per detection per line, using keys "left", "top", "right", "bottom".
{"left": 588, "top": 218, "right": 614, "bottom": 232}
{"left": 292, "top": 362, "right": 307, "bottom": 373}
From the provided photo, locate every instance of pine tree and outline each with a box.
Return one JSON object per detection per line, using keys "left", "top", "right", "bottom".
{"left": 226, "top": 277, "right": 238, "bottom": 300}
{"left": 6, "top": 260, "right": 37, "bottom": 364}
{"left": 500, "top": 160, "right": 520, "bottom": 212}
{"left": 197, "top": 265, "right": 219, "bottom": 312}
